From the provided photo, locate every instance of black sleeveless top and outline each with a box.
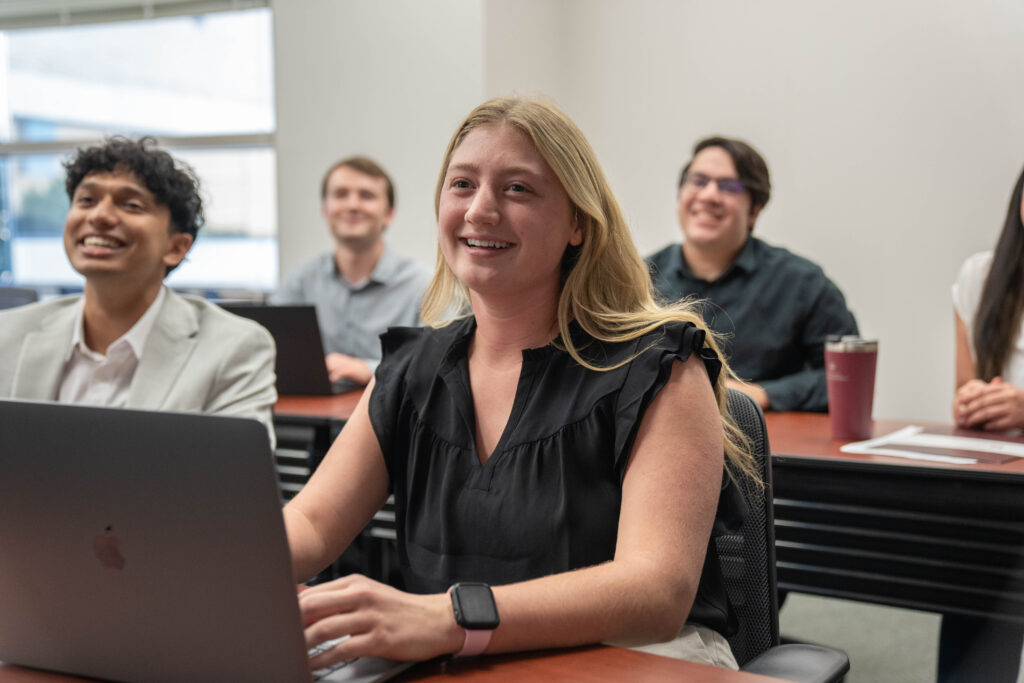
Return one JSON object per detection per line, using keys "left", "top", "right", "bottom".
{"left": 369, "top": 317, "right": 745, "bottom": 636}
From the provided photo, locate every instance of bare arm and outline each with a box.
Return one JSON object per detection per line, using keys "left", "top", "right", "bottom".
{"left": 954, "top": 310, "right": 976, "bottom": 391}
{"left": 953, "top": 309, "right": 982, "bottom": 426}
{"left": 284, "top": 378, "right": 390, "bottom": 581}
{"left": 299, "top": 355, "right": 724, "bottom": 664}
{"left": 490, "top": 355, "right": 723, "bottom": 650}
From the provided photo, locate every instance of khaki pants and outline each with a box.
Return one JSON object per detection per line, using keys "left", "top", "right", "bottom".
{"left": 612, "top": 624, "right": 739, "bottom": 669}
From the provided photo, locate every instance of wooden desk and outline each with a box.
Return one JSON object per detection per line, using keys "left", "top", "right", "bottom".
{"left": 273, "top": 392, "right": 362, "bottom": 489}
{"left": 767, "top": 412, "right": 1024, "bottom": 623}
{"left": 0, "top": 647, "right": 790, "bottom": 683}
{"left": 399, "top": 646, "right": 790, "bottom": 682}
{"left": 767, "top": 413, "right": 1024, "bottom": 475}
{"left": 275, "top": 392, "right": 361, "bottom": 424}
{"left": 274, "top": 391, "right": 362, "bottom": 459}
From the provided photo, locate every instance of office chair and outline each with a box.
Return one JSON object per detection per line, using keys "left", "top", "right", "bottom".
{"left": 0, "top": 287, "right": 38, "bottom": 310}
{"left": 718, "top": 388, "right": 850, "bottom": 683}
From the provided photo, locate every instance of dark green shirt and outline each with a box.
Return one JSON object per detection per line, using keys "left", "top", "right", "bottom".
{"left": 647, "top": 237, "right": 858, "bottom": 412}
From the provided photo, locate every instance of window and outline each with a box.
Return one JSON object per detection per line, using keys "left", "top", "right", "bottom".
{"left": 0, "top": 5, "right": 276, "bottom": 292}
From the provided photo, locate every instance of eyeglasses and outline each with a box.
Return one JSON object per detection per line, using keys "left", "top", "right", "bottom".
{"left": 682, "top": 173, "right": 747, "bottom": 195}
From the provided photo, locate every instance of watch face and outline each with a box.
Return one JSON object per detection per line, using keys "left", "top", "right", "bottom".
{"left": 452, "top": 583, "right": 500, "bottom": 630}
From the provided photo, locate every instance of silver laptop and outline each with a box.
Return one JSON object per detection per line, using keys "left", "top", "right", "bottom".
{"left": 0, "top": 400, "right": 412, "bottom": 683}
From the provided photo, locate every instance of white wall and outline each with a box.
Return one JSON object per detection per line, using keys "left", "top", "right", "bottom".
{"left": 273, "top": 0, "right": 1024, "bottom": 421}
{"left": 272, "top": 0, "right": 484, "bottom": 278}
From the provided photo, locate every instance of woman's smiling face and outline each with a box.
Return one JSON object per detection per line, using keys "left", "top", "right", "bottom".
{"left": 437, "top": 122, "right": 582, "bottom": 304}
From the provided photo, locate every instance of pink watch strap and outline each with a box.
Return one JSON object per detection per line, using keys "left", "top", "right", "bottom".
{"left": 457, "top": 628, "right": 492, "bottom": 657}
{"left": 447, "top": 585, "right": 494, "bottom": 657}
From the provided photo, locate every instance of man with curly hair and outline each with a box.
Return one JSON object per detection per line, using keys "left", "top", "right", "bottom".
{"left": 0, "top": 137, "right": 277, "bottom": 442}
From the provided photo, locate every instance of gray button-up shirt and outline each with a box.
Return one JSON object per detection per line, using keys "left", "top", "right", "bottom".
{"left": 271, "top": 246, "right": 431, "bottom": 373}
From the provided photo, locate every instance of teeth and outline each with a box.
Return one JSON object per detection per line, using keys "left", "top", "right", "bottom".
{"left": 466, "top": 238, "right": 511, "bottom": 249}
{"left": 83, "top": 236, "right": 122, "bottom": 248}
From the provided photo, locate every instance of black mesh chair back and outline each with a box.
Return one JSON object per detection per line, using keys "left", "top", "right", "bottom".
{"left": 0, "top": 287, "right": 38, "bottom": 310}
{"left": 716, "top": 388, "right": 779, "bottom": 665}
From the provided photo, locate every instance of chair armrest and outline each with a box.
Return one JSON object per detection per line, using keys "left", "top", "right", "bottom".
{"left": 740, "top": 643, "right": 850, "bottom": 683}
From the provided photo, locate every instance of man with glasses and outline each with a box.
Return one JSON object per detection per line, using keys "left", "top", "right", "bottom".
{"left": 648, "top": 136, "right": 857, "bottom": 412}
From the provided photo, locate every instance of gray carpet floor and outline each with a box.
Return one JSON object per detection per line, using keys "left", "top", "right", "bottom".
{"left": 779, "top": 594, "right": 1024, "bottom": 683}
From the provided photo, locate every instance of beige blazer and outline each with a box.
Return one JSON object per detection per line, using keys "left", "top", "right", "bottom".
{"left": 0, "top": 290, "right": 277, "bottom": 442}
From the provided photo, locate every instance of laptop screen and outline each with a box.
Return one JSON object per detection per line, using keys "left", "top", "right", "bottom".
{"left": 221, "top": 304, "right": 334, "bottom": 396}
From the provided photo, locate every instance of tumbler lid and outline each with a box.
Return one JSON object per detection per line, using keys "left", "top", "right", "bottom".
{"left": 825, "top": 335, "right": 878, "bottom": 352}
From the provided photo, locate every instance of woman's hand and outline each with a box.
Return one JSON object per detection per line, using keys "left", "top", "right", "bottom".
{"left": 954, "top": 377, "right": 1024, "bottom": 430}
{"left": 299, "top": 575, "right": 463, "bottom": 668}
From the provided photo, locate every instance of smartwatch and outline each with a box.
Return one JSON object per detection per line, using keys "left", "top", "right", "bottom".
{"left": 448, "top": 582, "right": 500, "bottom": 657}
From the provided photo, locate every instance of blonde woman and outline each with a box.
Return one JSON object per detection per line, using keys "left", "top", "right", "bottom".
{"left": 284, "top": 96, "right": 755, "bottom": 673}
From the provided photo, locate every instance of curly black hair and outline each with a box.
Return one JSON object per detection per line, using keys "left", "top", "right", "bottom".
{"left": 63, "top": 136, "right": 205, "bottom": 240}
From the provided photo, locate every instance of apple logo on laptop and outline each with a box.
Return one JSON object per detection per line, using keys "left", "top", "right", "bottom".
{"left": 93, "top": 525, "right": 126, "bottom": 570}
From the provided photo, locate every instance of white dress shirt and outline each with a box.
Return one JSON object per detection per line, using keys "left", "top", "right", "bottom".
{"left": 58, "top": 287, "right": 167, "bottom": 407}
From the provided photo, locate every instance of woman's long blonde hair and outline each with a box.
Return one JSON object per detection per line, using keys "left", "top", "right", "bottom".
{"left": 423, "top": 95, "right": 757, "bottom": 483}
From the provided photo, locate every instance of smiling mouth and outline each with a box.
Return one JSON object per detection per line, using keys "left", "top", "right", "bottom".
{"left": 81, "top": 235, "right": 125, "bottom": 248}
{"left": 691, "top": 210, "right": 723, "bottom": 222}
{"left": 464, "top": 238, "right": 512, "bottom": 249}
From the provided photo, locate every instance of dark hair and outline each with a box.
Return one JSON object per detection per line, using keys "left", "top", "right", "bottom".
{"left": 64, "top": 136, "right": 204, "bottom": 241}
{"left": 974, "top": 165, "right": 1024, "bottom": 381}
{"left": 320, "top": 156, "right": 396, "bottom": 208}
{"left": 679, "top": 136, "right": 772, "bottom": 210}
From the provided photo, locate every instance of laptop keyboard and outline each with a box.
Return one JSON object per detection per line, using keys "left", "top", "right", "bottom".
{"left": 309, "top": 636, "right": 359, "bottom": 680}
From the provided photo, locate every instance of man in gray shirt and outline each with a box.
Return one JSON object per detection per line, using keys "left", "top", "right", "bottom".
{"left": 272, "top": 156, "right": 430, "bottom": 389}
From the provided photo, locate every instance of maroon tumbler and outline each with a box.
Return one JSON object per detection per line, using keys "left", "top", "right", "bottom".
{"left": 825, "top": 336, "right": 878, "bottom": 441}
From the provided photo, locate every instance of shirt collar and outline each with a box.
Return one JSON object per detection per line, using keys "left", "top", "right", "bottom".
{"left": 66, "top": 286, "right": 168, "bottom": 361}
{"left": 439, "top": 315, "right": 584, "bottom": 371}
{"left": 369, "top": 246, "right": 402, "bottom": 283}
{"left": 732, "top": 237, "right": 759, "bottom": 273}
{"left": 328, "top": 245, "right": 401, "bottom": 289}
{"left": 677, "top": 237, "right": 759, "bottom": 282}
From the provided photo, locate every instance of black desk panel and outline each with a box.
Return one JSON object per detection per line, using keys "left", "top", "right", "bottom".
{"left": 773, "top": 452, "right": 1024, "bottom": 623}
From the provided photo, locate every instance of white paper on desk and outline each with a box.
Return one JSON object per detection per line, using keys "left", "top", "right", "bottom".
{"left": 839, "top": 426, "right": 1024, "bottom": 464}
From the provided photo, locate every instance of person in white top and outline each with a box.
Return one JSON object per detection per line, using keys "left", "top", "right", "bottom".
{"left": 0, "top": 137, "right": 277, "bottom": 441}
{"left": 945, "top": 164, "right": 1024, "bottom": 683}
{"left": 953, "top": 166, "right": 1024, "bottom": 430}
